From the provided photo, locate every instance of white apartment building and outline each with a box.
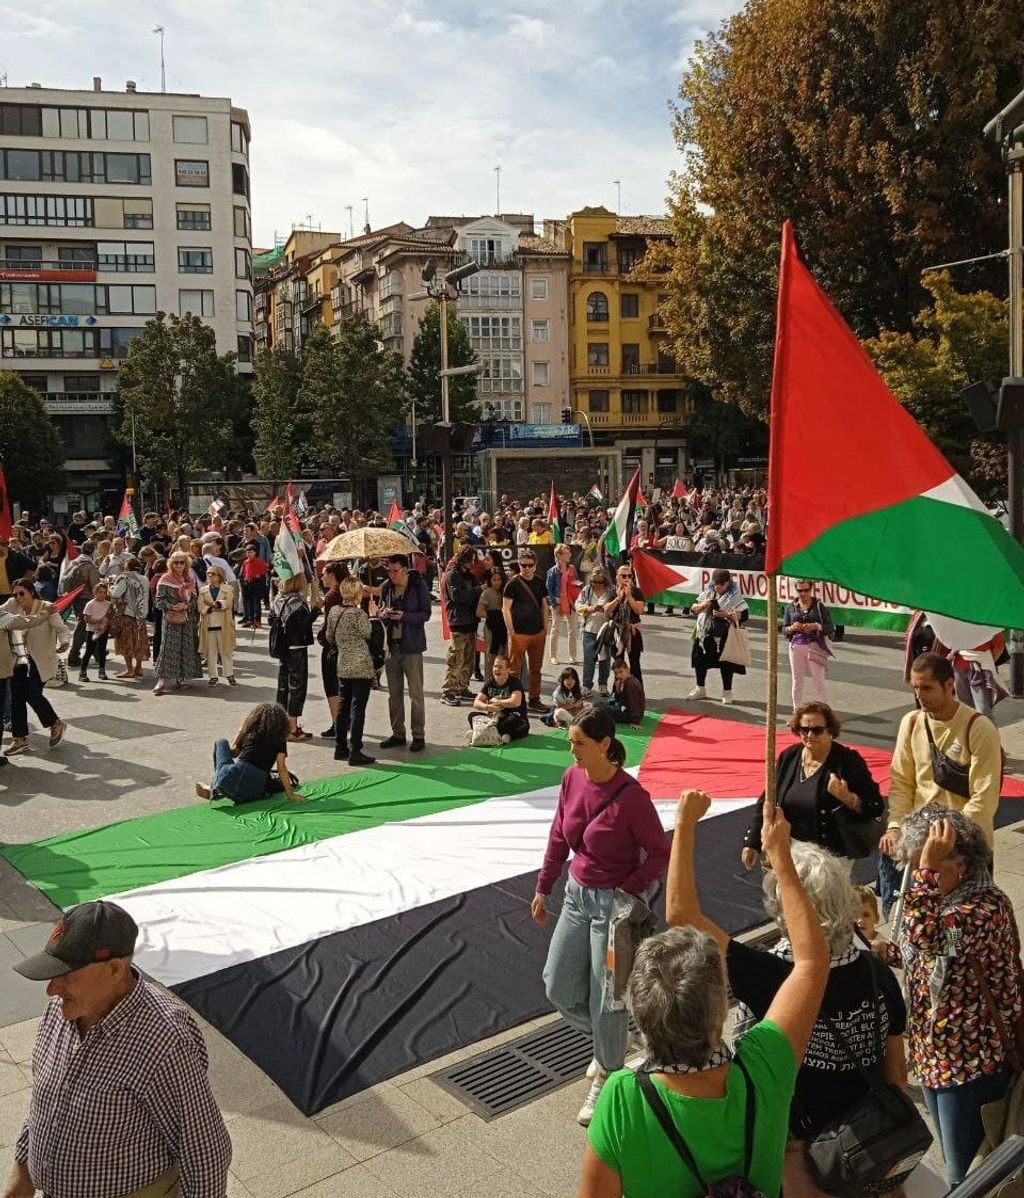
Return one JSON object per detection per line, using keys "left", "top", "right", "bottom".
{"left": 0, "top": 80, "right": 253, "bottom": 508}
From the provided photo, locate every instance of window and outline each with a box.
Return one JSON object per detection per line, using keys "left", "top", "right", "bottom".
{"left": 5, "top": 246, "right": 43, "bottom": 262}
{"left": 622, "top": 343, "right": 640, "bottom": 373}
{"left": 7, "top": 150, "right": 152, "bottom": 185}
{"left": 236, "top": 290, "right": 253, "bottom": 322}
{"left": 478, "top": 354, "right": 523, "bottom": 393}
{"left": 583, "top": 242, "right": 607, "bottom": 273}
{"left": 58, "top": 246, "right": 94, "bottom": 264}
{"left": 94, "top": 196, "right": 153, "bottom": 229}
{"left": 462, "top": 315, "right": 521, "bottom": 350}
{"left": 233, "top": 205, "right": 250, "bottom": 240}
{"left": 232, "top": 163, "right": 249, "bottom": 198}
{"left": 173, "top": 115, "right": 209, "bottom": 144}
{"left": 175, "top": 159, "right": 209, "bottom": 188}
{"left": 178, "top": 247, "right": 213, "bottom": 274}
{"left": 0, "top": 104, "right": 42, "bottom": 136}
{"left": 0, "top": 194, "right": 94, "bottom": 228}
{"left": 657, "top": 390, "right": 679, "bottom": 413}
{"left": 237, "top": 335, "right": 252, "bottom": 363}
{"left": 107, "top": 284, "right": 156, "bottom": 314}
{"left": 588, "top": 389, "right": 609, "bottom": 413}
{"left": 177, "top": 203, "right": 211, "bottom": 231}
{"left": 179, "top": 288, "right": 215, "bottom": 316}
{"left": 587, "top": 343, "right": 609, "bottom": 367}
{"left": 532, "top": 361, "right": 550, "bottom": 387}
{"left": 91, "top": 109, "right": 149, "bottom": 141}
{"left": 483, "top": 398, "right": 524, "bottom": 421}
{"left": 2, "top": 149, "right": 41, "bottom": 181}
{"left": 532, "top": 402, "right": 552, "bottom": 423}
{"left": 97, "top": 241, "right": 154, "bottom": 273}
{"left": 530, "top": 319, "right": 549, "bottom": 343}
{"left": 621, "top": 293, "right": 639, "bottom": 318}
{"left": 0, "top": 326, "right": 142, "bottom": 359}
{"left": 470, "top": 237, "right": 504, "bottom": 264}
{"left": 622, "top": 389, "right": 646, "bottom": 414}
{"left": 231, "top": 122, "right": 248, "bottom": 156}
{"left": 463, "top": 273, "right": 521, "bottom": 304}
{"left": 63, "top": 374, "right": 101, "bottom": 392}
{"left": 122, "top": 198, "right": 153, "bottom": 229}
{"left": 234, "top": 247, "right": 251, "bottom": 280}
{"left": 586, "top": 292, "right": 609, "bottom": 322}
{"left": 618, "top": 246, "right": 640, "bottom": 273}
{"left": 529, "top": 276, "right": 548, "bottom": 301}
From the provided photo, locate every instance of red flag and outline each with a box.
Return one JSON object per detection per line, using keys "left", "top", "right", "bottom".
{"left": 671, "top": 479, "right": 688, "bottom": 500}
{"left": 267, "top": 494, "right": 283, "bottom": 515}
{"left": 52, "top": 585, "right": 84, "bottom": 615}
{"left": 0, "top": 465, "right": 11, "bottom": 539}
{"left": 63, "top": 530, "right": 80, "bottom": 561}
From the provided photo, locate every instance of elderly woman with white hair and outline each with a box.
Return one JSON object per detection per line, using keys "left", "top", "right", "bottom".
{"left": 874, "top": 805, "right": 1021, "bottom": 1186}
{"left": 666, "top": 791, "right": 910, "bottom": 1197}
{"left": 578, "top": 796, "right": 828, "bottom": 1198}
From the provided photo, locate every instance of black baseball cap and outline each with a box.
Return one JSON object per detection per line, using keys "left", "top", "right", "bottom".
{"left": 14, "top": 901, "right": 138, "bottom": 980}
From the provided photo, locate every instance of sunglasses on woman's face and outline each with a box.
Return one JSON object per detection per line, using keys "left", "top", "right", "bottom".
{"left": 798, "top": 725, "right": 827, "bottom": 736}
{"left": 14, "top": 590, "right": 31, "bottom": 599}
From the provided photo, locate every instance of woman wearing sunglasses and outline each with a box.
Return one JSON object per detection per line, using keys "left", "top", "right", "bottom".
{"left": 741, "top": 701, "right": 883, "bottom": 868}
{"left": 781, "top": 580, "right": 836, "bottom": 709}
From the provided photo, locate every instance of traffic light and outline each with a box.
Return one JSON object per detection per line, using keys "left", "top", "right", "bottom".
{"left": 561, "top": 408, "right": 573, "bottom": 424}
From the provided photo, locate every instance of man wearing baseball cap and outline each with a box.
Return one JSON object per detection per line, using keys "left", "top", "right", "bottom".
{"left": 5, "top": 901, "right": 230, "bottom": 1198}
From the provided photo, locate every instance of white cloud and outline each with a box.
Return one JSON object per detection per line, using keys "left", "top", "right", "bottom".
{"left": 3, "top": 0, "right": 742, "bottom": 241}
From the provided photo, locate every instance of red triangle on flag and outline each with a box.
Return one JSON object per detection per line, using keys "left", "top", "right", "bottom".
{"left": 766, "top": 221, "right": 951, "bottom": 573}
{"left": 63, "top": 530, "right": 80, "bottom": 561}
{"left": 631, "top": 549, "right": 691, "bottom": 599}
{"left": 671, "top": 479, "right": 687, "bottom": 500}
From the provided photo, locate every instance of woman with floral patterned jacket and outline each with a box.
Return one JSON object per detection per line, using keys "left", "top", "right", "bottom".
{"left": 874, "top": 804, "right": 1022, "bottom": 1185}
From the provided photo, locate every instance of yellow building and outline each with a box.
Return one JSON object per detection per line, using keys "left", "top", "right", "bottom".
{"left": 554, "top": 206, "right": 689, "bottom": 486}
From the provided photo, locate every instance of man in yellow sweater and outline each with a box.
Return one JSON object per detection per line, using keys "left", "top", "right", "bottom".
{"left": 882, "top": 651, "right": 1003, "bottom": 855}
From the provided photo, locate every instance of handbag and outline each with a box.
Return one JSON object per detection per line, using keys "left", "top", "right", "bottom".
{"left": 832, "top": 801, "right": 887, "bottom": 860}
{"left": 803, "top": 955, "right": 932, "bottom": 1195}
{"left": 107, "top": 600, "right": 125, "bottom": 639}
{"left": 165, "top": 608, "right": 188, "bottom": 626}
{"left": 468, "top": 714, "right": 502, "bottom": 747}
{"left": 720, "top": 623, "right": 751, "bottom": 667}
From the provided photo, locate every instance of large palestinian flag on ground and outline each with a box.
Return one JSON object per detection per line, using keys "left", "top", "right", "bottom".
{"left": 767, "top": 221, "right": 1024, "bottom": 627}
{"left": 6, "top": 713, "right": 1022, "bottom": 1115}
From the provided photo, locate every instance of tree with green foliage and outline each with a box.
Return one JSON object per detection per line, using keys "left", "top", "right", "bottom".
{"left": 659, "top": 0, "right": 1024, "bottom": 418}
{"left": 251, "top": 346, "right": 304, "bottom": 481}
{"left": 684, "top": 379, "right": 769, "bottom": 476}
{"left": 300, "top": 320, "right": 407, "bottom": 500}
{"left": 115, "top": 313, "right": 238, "bottom": 504}
{"left": 0, "top": 372, "right": 65, "bottom": 510}
{"left": 863, "top": 273, "right": 1008, "bottom": 501}
{"left": 407, "top": 301, "right": 478, "bottom": 424}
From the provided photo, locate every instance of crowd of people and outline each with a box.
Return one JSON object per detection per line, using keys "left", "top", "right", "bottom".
{"left": 2, "top": 485, "right": 1022, "bottom": 1198}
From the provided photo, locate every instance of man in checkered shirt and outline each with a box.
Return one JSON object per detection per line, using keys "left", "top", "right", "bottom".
{"left": 4, "top": 900, "right": 231, "bottom": 1198}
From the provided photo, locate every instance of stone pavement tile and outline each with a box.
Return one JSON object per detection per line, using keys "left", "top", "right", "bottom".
{"left": 0, "top": 899, "right": 33, "bottom": 937}
{"left": 200, "top": 1022, "right": 282, "bottom": 1119}
{"left": 0, "top": 1087, "right": 29, "bottom": 1150}
{"left": 241, "top": 1143, "right": 360, "bottom": 1198}
{"left": 451, "top": 1168, "right": 546, "bottom": 1198}
{"left": 0, "top": 865, "right": 59, "bottom": 925}
{"left": 360, "top": 1116, "right": 506, "bottom": 1198}
{"left": 396, "top": 1076, "right": 471, "bottom": 1125}
{"left": 228, "top": 1097, "right": 351, "bottom": 1184}
{"left": 69, "top": 713, "right": 180, "bottom": 741}
{"left": 317, "top": 1085, "right": 441, "bottom": 1163}
{"left": 227, "top": 1175, "right": 255, "bottom": 1197}
{"left": 0, "top": 1018, "right": 39, "bottom": 1065}
{"left": 0, "top": 1056, "right": 29, "bottom": 1099}
{"left": 0, "top": 937, "right": 46, "bottom": 1029}
{"left": 286, "top": 1164, "right": 400, "bottom": 1197}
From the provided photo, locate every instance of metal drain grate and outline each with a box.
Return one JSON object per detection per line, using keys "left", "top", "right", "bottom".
{"left": 432, "top": 1019, "right": 593, "bottom": 1120}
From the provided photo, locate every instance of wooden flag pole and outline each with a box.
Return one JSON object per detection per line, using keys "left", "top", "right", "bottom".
{"left": 765, "top": 572, "right": 780, "bottom": 811}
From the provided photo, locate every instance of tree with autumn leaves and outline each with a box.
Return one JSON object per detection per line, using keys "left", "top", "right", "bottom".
{"left": 660, "top": 0, "right": 1024, "bottom": 472}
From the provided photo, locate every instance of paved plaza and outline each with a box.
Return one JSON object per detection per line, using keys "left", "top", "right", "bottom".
{"left": 3, "top": 612, "right": 1024, "bottom": 1197}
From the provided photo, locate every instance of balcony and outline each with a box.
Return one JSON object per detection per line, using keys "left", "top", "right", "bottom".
{"left": 301, "top": 290, "right": 322, "bottom": 315}
{"left": 44, "top": 391, "right": 115, "bottom": 415}
{"left": 621, "top": 362, "right": 681, "bottom": 376}
{"left": 469, "top": 254, "right": 519, "bottom": 270}
{"left": 379, "top": 274, "right": 403, "bottom": 301}
{"left": 0, "top": 258, "right": 98, "bottom": 281}
{"left": 649, "top": 312, "right": 668, "bottom": 333}
{"left": 582, "top": 260, "right": 609, "bottom": 275}
{"left": 351, "top": 250, "right": 375, "bottom": 285}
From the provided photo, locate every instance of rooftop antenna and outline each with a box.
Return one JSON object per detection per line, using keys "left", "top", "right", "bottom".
{"left": 153, "top": 26, "right": 166, "bottom": 92}
{"left": 494, "top": 164, "right": 501, "bottom": 216}
{"left": 361, "top": 197, "right": 370, "bottom": 234}
{"left": 611, "top": 179, "right": 621, "bottom": 214}
{"left": 345, "top": 204, "right": 354, "bottom": 238}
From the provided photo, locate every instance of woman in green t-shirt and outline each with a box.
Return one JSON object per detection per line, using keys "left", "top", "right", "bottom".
{"left": 578, "top": 797, "right": 828, "bottom": 1198}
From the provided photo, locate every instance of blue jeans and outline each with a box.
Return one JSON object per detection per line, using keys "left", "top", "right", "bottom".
{"left": 922, "top": 1070, "right": 1012, "bottom": 1185}
{"left": 878, "top": 854, "right": 903, "bottom": 920}
{"left": 582, "top": 631, "right": 609, "bottom": 691}
{"left": 542, "top": 877, "right": 627, "bottom": 1073}
{"left": 211, "top": 738, "right": 270, "bottom": 802}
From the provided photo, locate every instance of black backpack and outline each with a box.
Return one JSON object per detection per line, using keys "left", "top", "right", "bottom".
{"left": 638, "top": 1058, "right": 766, "bottom": 1198}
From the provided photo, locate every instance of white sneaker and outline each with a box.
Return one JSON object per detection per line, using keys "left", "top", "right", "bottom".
{"left": 578, "top": 1075, "right": 607, "bottom": 1126}
{"left": 586, "top": 1057, "right": 601, "bottom": 1080}
{"left": 721, "top": 693, "right": 734, "bottom": 705}
{"left": 686, "top": 686, "right": 707, "bottom": 701}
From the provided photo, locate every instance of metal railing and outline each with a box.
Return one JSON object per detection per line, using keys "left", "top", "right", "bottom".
{"left": 0, "top": 257, "right": 96, "bottom": 272}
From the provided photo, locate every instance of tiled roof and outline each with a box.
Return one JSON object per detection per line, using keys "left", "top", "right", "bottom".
{"left": 613, "top": 216, "right": 672, "bottom": 237}
{"left": 517, "top": 233, "right": 568, "bottom": 257}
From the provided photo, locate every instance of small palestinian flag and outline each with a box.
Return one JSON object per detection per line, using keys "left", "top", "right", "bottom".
{"left": 387, "top": 499, "right": 405, "bottom": 531}
{"left": 547, "top": 482, "right": 563, "bottom": 544}
{"left": 601, "top": 467, "right": 643, "bottom": 559}
{"left": 631, "top": 549, "right": 695, "bottom": 600}
{"left": 587, "top": 484, "right": 603, "bottom": 503}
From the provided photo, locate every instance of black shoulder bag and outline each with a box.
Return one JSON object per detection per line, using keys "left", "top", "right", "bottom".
{"left": 638, "top": 1058, "right": 767, "bottom": 1197}
{"left": 804, "top": 953, "right": 932, "bottom": 1196}
{"left": 917, "top": 710, "right": 976, "bottom": 800}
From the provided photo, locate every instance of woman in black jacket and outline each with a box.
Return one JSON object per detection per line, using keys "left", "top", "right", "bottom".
{"left": 742, "top": 701, "right": 884, "bottom": 865}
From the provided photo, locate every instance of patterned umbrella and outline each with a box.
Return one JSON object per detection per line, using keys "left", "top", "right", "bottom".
{"left": 317, "top": 527, "right": 417, "bottom": 561}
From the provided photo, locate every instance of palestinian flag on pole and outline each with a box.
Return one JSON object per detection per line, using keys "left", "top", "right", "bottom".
{"left": 601, "top": 466, "right": 643, "bottom": 559}
{"left": 631, "top": 549, "right": 697, "bottom": 600}
{"left": 588, "top": 484, "right": 603, "bottom": 503}
{"left": 672, "top": 479, "right": 688, "bottom": 501}
{"left": 272, "top": 496, "right": 304, "bottom": 581}
{"left": 767, "top": 221, "right": 1024, "bottom": 627}
{"left": 117, "top": 492, "right": 139, "bottom": 539}
{"left": 387, "top": 499, "right": 405, "bottom": 531}
{"left": 547, "top": 481, "right": 563, "bottom": 544}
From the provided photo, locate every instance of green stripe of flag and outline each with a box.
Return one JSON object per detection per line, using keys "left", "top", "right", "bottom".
{"left": 2, "top": 721, "right": 657, "bottom": 909}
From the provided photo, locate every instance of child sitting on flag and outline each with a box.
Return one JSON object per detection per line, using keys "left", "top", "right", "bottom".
{"left": 603, "top": 658, "right": 645, "bottom": 727}
{"left": 543, "top": 667, "right": 587, "bottom": 728}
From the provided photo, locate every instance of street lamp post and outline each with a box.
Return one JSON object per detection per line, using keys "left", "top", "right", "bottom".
{"left": 985, "top": 88, "right": 1024, "bottom": 696}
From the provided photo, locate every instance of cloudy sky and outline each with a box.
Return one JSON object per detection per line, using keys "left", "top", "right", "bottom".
{"left": 5, "top": 1, "right": 742, "bottom": 246}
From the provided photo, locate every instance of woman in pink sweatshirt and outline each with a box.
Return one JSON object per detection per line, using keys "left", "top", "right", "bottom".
{"left": 532, "top": 706, "right": 669, "bottom": 1127}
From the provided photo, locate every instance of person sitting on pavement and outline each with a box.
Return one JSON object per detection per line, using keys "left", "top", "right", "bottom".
{"left": 604, "top": 657, "right": 645, "bottom": 727}
{"left": 544, "top": 666, "right": 587, "bottom": 727}
{"left": 468, "top": 654, "right": 530, "bottom": 744}
{"left": 578, "top": 800, "right": 829, "bottom": 1198}
{"left": 195, "top": 701, "right": 303, "bottom": 803}
{"left": 8, "top": 900, "right": 232, "bottom": 1198}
